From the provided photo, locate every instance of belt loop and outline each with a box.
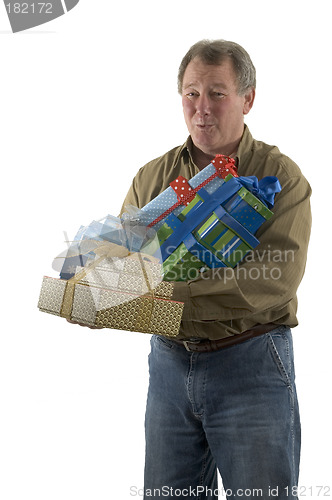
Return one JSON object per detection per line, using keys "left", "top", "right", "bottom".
{"left": 183, "top": 341, "right": 192, "bottom": 352}
{"left": 210, "top": 340, "right": 219, "bottom": 351}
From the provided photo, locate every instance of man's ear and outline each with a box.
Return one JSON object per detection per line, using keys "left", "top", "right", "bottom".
{"left": 243, "top": 88, "right": 255, "bottom": 115}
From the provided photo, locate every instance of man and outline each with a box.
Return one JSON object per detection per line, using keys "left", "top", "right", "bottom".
{"left": 121, "top": 40, "right": 311, "bottom": 499}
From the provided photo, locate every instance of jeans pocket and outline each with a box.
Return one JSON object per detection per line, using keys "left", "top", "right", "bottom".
{"left": 267, "top": 327, "right": 293, "bottom": 387}
{"left": 154, "top": 334, "right": 175, "bottom": 350}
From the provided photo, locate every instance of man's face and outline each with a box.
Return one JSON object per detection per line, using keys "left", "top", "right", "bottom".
{"left": 181, "top": 57, "right": 255, "bottom": 157}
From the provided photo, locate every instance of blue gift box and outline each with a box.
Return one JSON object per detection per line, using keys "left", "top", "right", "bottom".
{"left": 151, "top": 175, "right": 281, "bottom": 281}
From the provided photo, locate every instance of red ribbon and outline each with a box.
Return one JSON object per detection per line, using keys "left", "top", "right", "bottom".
{"left": 170, "top": 176, "right": 196, "bottom": 206}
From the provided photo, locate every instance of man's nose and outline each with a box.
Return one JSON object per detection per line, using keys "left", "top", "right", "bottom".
{"left": 195, "top": 95, "right": 211, "bottom": 115}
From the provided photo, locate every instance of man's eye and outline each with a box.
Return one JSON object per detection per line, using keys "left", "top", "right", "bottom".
{"left": 213, "top": 92, "right": 225, "bottom": 98}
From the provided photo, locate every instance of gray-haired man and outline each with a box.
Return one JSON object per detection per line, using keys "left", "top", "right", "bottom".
{"left": 122, "top": 40, "right": 311, "bottom": 499}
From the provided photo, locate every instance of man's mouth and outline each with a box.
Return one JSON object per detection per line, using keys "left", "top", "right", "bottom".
{"left": 196, "top": 124, "right": 215, "bottom": 130}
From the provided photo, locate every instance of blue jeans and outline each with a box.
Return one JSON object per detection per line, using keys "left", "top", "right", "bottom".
{"left": 144, "top": 326, "right": 300, "bottom": 499}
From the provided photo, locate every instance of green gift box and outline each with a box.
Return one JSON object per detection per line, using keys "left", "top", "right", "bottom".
{"left": 152, "top": 175, "right": 275, "bottom": 281}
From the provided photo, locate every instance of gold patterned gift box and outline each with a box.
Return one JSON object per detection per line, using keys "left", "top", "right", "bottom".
{"left": 38, "top": 256, "right": 184, "bottom": 337}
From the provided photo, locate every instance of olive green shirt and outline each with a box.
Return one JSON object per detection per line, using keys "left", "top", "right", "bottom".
{"left": 121, "top": 126, "right": 312, "bottom": 340}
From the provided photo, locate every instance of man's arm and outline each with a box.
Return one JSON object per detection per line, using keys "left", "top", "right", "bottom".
{"left": 171, "top": 169, "right": 312, "bottom": 324}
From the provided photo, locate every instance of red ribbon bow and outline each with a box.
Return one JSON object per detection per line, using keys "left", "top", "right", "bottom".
{"left": 211, "top": 155, "right": 238, "bottom": 178}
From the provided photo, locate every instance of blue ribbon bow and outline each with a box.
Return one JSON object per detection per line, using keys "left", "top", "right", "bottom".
{"left": 238, "top": 176, "right": 281, "bottom": 208}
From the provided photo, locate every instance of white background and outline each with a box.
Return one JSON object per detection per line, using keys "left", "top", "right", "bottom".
{"left": 0, "top": 1, "right": 330, "bottom": 498}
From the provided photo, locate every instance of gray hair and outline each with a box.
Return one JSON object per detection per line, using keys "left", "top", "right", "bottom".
{"left": 177, "top": 39, "right": 256, "bottom": 95}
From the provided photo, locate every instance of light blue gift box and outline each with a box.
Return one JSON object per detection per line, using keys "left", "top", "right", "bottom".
{"left": 138, "top": 162, "right": 226, "bottom": 229}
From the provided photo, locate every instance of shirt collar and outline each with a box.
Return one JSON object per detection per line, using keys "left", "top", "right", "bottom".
{"left": 171, "top": 136, "right": 196, "bottom": 169}
{"left": 174, "top": 124, "right": 254, "bottom": 170}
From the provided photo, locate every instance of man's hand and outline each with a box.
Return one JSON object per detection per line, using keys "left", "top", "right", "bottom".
{"left": 66, "top": 319, "right": 103, "bottom": 330}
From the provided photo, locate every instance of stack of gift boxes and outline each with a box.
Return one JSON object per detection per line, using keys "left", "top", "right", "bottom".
{"left": 38, "top": 155, "right": 281, "bottom": 336}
